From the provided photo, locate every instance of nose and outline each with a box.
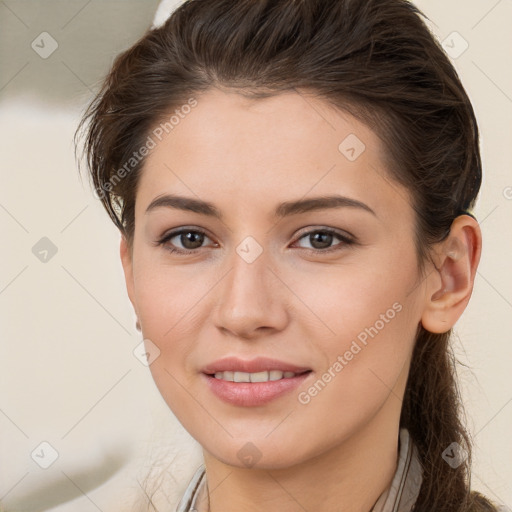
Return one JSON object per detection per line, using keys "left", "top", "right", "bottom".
{"left": 212, "top": 246, "right": 289, "bottom": 340}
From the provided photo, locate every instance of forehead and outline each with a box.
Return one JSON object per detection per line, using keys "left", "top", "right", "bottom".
{"left": 153, "top": 88, "right": 379, "bottom": 160}
{"left": 136, "top": 88, "right": 410, "bottom": 223}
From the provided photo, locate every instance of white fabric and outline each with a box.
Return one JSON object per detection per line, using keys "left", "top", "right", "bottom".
{"left": 152, "top": 0, "right": 186, "bottom": 28}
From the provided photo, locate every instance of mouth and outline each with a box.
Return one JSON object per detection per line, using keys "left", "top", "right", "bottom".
{"left": 207, "top": 369, "right": 311, "bottom": 382}
{"left": 200, "top": 357, "right": 313, "bottom": 407}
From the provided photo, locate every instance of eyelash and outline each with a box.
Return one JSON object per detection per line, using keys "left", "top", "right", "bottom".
{"left": 156, "top": 227, "right": 355, "bottom": 256}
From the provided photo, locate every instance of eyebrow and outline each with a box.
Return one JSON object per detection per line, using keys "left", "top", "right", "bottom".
{"left": 145, "top": 194, "right": 376, "bottom": 219}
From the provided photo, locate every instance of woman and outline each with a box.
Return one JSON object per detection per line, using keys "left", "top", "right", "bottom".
{"left": 75, "top": 0, "right": 501, "bottom": 510}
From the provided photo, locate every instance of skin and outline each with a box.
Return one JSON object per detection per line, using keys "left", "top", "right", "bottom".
{"left": 120, "top": 87, "right": 481, "bottom": 512}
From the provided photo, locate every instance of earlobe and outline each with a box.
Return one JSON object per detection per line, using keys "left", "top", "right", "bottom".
{"left": 420, "top": 215, "right": 482, "bottom": 333}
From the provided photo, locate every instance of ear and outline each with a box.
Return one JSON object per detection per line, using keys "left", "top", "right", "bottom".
{"left": 420, "top": 214, "right": 482, "bottom": 333}
{"left": 120, "top": 235, "right": 139, "bottom": 323}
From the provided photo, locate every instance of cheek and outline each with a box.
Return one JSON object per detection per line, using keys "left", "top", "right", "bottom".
{"left": 292, "top": 278, "right": 416, "bottom": 451}
{"left": 133, "top": 262, "right": 205, "bottom": 419}
{"left": 131, "top": 254, "right": 217, "bottom": 404}
{"left": 133, "top": 253, "right": 209, "bottom": 337}
{"left": 296, "top": 296, "right": 414, "bottom": 416}
{"left": 284, "top": 251, "right": 419, "bottom": 397}
{"left": 285, "top": 247, "right": 417, "bottom": 342}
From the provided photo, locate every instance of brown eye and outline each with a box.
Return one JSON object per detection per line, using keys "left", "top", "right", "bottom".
{"left": 307, "top": 232, "right": 334, "bottom": 250}
{"left": 294, "top": 229, "right": 354, "bottom": 252}
{"left": 157, "top": 229, "right": 214, "bottom": 254}
{"left": 176, "top": 231, "right": 205, "bottom": 250}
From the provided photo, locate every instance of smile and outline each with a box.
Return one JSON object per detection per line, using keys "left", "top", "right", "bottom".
{"left": 203, "top": 370, "right": 313, "bottom": 407}
{"left": 212, "top": 370, "right": 306, "bottom": 382}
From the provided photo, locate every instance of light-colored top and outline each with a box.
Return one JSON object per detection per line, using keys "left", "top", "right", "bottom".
{"left": 176, "top": 428, "right": 423, "bottom": 512}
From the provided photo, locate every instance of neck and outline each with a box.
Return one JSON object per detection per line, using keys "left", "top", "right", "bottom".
{"left": 201, "top": 399, "right": 403, "bottom": 512}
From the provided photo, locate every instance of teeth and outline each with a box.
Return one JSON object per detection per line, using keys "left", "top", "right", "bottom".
{"left": 249, "top": 371, "right": 270, "bottom": 383}
{"left": 234, "top": 371, "right": 251, "bottom": 382}
{"left": 213, "top": 370, "right": 301, "bottom": 382}
{"left": 269, "top": 370, "right": 283, "bottom": 381}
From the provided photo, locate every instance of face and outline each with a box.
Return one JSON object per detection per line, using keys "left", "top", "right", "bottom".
{"left": 121, "top": 88, "right": 428, "bottom": 469}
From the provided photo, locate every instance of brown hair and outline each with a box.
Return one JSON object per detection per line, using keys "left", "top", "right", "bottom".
{"left": 75, "top": 0, "right": 499, "bottom": 510}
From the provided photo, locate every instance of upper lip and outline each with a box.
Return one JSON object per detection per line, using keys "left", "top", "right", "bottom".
{"left": 201, "top": 357, "right": 312, "bottom": 374}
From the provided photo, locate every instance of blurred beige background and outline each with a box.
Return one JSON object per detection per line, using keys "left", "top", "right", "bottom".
{"left": 0, "top": 1, "right": 511, "bottom": 511}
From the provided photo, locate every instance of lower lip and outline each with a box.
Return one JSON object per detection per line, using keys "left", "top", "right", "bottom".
{"left": 202, "top": 372, "right": 312, "bottom": 407}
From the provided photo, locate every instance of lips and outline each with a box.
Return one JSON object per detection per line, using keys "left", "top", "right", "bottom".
{"left": 201, "top": 356, "right": 312, "bottom": 375}
{"left": 202, "top": 372, "right": 312, "bottom": 407}
{"left": 201, "top": 356, "right": 313, "bottom": 407}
